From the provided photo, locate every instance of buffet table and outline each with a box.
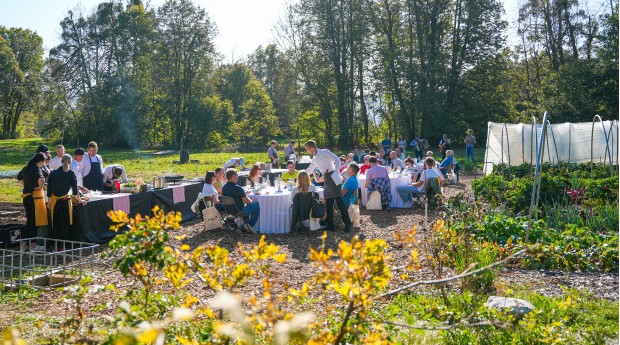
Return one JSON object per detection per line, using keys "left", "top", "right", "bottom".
{"left": 73, "top": 182, "right": 202, "bottom": 243}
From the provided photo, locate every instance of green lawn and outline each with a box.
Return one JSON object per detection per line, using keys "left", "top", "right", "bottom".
{"left": 0, "top": 138, "right": 270, "bottom": 204}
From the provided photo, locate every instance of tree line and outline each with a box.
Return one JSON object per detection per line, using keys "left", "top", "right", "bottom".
{"left": 0, "top": 0, "right": 617, "bottom": 150}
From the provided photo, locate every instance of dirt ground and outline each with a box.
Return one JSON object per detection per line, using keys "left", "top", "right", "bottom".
{"left": 1, "top": 173, "right": 617, "bottom": 330}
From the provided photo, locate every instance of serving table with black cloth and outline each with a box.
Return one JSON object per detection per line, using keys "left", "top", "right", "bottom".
{"left": 151, "top": 183, "right": 203, "bottom": 222}
{"left": 73, "top": 182, "right": 202, "bottom": 243}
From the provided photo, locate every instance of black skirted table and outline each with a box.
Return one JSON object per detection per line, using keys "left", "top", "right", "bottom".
{"left": 73, "top": 182, "right": 203, "bottom": 243}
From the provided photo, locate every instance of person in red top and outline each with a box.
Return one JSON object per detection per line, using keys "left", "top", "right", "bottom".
{"left": 359, "top": 155, "right": 372, "bottom": 174}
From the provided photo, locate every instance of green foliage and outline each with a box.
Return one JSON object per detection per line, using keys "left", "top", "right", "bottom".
{"left": 524, "top": 226, "right": 619, "bottom": 272}
{"left": 0, "top": 27, "right": 44, "bottom": 139}
{"left": 473, "top": 163, "right": 618, "bottom": 216}
{"left": 0, "top": 285, "right": 41, "bottom": 306}
{"left": 383, "top": 288, "right": 618, "bottom": 345}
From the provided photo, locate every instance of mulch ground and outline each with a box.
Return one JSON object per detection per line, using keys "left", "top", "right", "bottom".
{"left": 1, "top": 173, "right": 617, "bottom": 331}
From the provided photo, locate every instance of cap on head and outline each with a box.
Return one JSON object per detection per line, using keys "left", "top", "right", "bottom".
{"left": 36, "top": 144, "right": 49, "bottom": 153}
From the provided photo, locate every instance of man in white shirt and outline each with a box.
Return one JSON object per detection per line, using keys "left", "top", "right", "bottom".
{"left": 48, "top": 145, "right": 65, "bottom": 171}
{"left": 80, "top": 141, "right": 104, "bottom": 191}
{"left": 71, "top": 148, "right": 89, "bottom": 193}
{"left": 304, "top": 140, "right": 352, "bottom": 233}
{"left": 102, "top": 164, "right": 128, "bottom": 191}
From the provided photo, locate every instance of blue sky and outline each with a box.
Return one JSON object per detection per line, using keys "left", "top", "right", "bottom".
{"left": 0, "top": 0, "right": 610, "bottom": 59}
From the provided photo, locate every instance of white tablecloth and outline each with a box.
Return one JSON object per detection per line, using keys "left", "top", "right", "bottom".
{"left": 357, "top": 174, "right": 413, "bottom": 208}
{"left": 249, "top": 189, "right": 293, "bottom": 234}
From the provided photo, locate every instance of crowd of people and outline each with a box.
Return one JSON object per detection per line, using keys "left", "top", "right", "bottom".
{"left": 16, "top": 141, "right": 128, "bottom": 250}
{"left": 15, "top": 131, "right": 474, "bottom": 246}
{"left": 204, "top": 131, "right": 473, "bottom": 233}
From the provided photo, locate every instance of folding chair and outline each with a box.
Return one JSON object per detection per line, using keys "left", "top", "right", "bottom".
{"left": 422, "top": 177, "right": 442, "bottom": 209}
{"left": 218, "top": 196, "right": 249, "bottom": 231}
{"left": 290, "top": 192, "right": 314, "bottom": 233}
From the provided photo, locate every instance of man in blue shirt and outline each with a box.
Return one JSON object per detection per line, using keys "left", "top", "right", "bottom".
{"left": 222, "top": 169, "right": 260, "bottom": 234}
{"left": 342, "top": 163, "right": 360, "bottom": 207}
{"left": 381, "top": 135, "right": 392, "bottom": 154}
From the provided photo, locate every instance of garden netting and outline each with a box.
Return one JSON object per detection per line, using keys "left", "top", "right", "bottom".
{"left": 483, "top": 120, "right": 619, "bottom": 175}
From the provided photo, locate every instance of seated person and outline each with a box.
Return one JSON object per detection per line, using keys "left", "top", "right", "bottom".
{"left": 213, "top": 167, "right": 226, "bottom": 194}
{"left": 396, "top": 147, "right": 406, "bottom": 161}
{"left": 221, "top": 169, "right": 260, "bottom": 233}
{"left": 292, "top": 171, "right": 316, "bottom": 199}
{"left": 342, "top": 163, "right": 359, "bottom": 207}
{"left": 364, "top": 157, "right": 388, "bottom": 189}
{"left": 339, "top": 155, "right": 347, "bottom": 172}
{"left": 390, "top": 151, "right": 405, "bottom": 171}
{"left": 378, "top": 149, "right": 390, "bottom": 165}
{"left": 359, "top": 155, "right": 372, "bottom": 174}
{"left": 404, "top": 157, "right": 417, "bottom": 175}
{"left": 102, "top": 164, "right": 128, "bottom": 191}
{"left": 248, "top": 164, "right": 264, "bottom": 187}
{"left": 397, "top": 157, "right": 439, "bottom": 208}
{"left": 202, "top": 171, "right": 220, "bottom": 203}
{"left": 281, "top": 160, "right": 298, "bottom": 182}
{"left": 438, "top": 150, "right": 460, "bottom": 182}
{"left": 223, "top": 157, "right": 245, "bottom": 170}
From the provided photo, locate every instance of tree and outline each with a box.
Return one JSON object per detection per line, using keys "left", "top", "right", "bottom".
{"left": 0, "top": 27, "right": 43, "bottom": 138}
{"left": 155, "top": 0, "right": 217, "bottom": 148}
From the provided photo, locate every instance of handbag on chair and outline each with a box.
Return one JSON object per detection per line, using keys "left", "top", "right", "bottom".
{"left": 348, "top": 196, "right": 361, "bottom": 227}
{"left": 202, "top": 206, "right": 223, "bottom": 231}
{"left": 311, "top": 192, "right": 325, "bottom": 218}
{"left": 366, "top": 191, "right": 382, "bottom": 210}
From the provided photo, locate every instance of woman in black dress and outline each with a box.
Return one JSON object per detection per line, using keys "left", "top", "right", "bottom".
{"left": 17, "top": 153, "right": 47, "bottom": 247}
{"left": 47, "top": 154, "right": 85, "bottom": 241}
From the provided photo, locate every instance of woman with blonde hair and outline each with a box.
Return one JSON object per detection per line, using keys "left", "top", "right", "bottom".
{"left": 292, "top": 171, "right": 315, "bottom": 198}
{"left": 47, "top": 154, "right": 85, "bottom": 241}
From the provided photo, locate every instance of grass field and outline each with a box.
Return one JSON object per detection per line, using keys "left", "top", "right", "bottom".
{"left": 0, "top": 138, "right": 482, "bottom": 203}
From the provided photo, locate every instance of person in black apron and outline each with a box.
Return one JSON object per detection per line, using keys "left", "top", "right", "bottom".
{"left": 304, "top": 140, "right": 353, "bottom": 233}
{"left": 82, "top": 142, "right": 104, "bottom": 191}
{"left": 17, "top": 153, "right": 47, "bottom": 240}
{"left": 47, "top": 154, "right": 85, "bottom": 241}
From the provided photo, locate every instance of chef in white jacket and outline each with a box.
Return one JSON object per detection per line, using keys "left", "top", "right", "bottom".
{"left": 304, "top": 140, "right": 352, "bottom": 233}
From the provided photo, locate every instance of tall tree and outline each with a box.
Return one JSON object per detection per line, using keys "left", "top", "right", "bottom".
{"left": 155, "top": 0, "right": 217, "bottom": 148}
{"left": 0, "top": 27, "right": 43, "bottom": 138}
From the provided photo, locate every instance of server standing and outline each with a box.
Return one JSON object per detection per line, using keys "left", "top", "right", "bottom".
{"left": 16, "top": 153, "right": 48, "bottom": 251}
{"left": 47, "top": 155, "right": 85, "bottom": 241}
{"left": 304, "top": 140, "right": 353, "bottom": 233}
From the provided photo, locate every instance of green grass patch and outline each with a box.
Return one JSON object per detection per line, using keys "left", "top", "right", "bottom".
{"left": 381, "top": 288, "right": 619, "bottom": 344}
